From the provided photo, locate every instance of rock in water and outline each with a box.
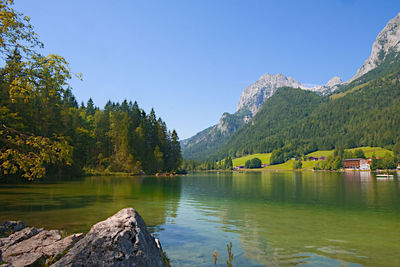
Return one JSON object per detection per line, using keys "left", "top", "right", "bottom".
{"left": 51, "top": 208, "right": 164, "bottom": 267}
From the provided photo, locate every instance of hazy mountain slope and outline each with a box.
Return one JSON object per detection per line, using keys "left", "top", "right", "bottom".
{"left": 181, "top": 112, "right": 245, "bottom": 160}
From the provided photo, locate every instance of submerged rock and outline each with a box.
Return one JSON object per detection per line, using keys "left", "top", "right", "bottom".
{"left": 51, "top": 208, "right": 164, "bottom": 267}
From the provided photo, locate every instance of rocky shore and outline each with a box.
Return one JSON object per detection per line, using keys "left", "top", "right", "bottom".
{"left": 0, "top": 208, "right": 169, "bottom": 267}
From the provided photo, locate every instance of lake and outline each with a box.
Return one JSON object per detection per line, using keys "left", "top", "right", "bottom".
{"left": 0, "top": 171, "right": 399, "bottom": 266}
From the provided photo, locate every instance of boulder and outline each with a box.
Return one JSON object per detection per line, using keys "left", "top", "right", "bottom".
{"left": 1, "top": 229, "right": 83, "bottom": 267}
{"left": 0, "top": 221, "right": 25, "bottom": 237}
{"left": 0, "top": 227, "right": 42, "bottom": 250}
{"left": 51, "top": 208, "right": 164, "bottom": 267}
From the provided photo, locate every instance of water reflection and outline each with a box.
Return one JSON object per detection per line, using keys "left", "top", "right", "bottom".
{"left": 0, "top": 176, "right": 182, "bottom": 233}
{"left": 0, "top": 172, "right": 399, "bottom": 266}
{"left": 176, "top": 172, "right": 400, "bottom": 266}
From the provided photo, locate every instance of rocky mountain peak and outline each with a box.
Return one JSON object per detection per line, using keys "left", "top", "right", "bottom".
{"left": 235, "top": 73, "right": 342, "bottom": 118}
{"left": 326, "top": 76, "right": 342, "bottom": 87}
{"left": 350, "top": 12, "right": 400, "bottom": 82}
{"left": 236, "top": 73, "right": 304, "bottom": 116}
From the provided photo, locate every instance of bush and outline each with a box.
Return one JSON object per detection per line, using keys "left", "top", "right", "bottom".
{"left": 245, "top": 158, "right": 262, "bottom": 168}
{"left": 292, "top": 160, "right": 302, "bottom": 170}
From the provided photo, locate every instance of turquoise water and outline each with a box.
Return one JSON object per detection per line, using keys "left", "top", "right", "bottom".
{"left": 0, "top": 171, "right": 399, "bottom": 266}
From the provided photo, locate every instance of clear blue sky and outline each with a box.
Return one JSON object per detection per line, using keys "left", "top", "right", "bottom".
{"left": 14, "top": 0, "right": 400, "bottom": 139}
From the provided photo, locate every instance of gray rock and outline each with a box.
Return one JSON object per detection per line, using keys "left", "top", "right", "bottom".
{"left": 1, "top": 229, "right": 83, "bottom": 267}
{"left": 237, "top": 73, "right": 305, "bottom": 116}
{"left": 0, "top": 221, "right": 26, "bottom": 237}
{"left": 350, "top": 12, "right": 400, "bottom": 82}
{"left": 51, "top": 208, "right": 164, "bottom": 267}
{"left": 0, "top": 227, "right": 42, "bottom": 251}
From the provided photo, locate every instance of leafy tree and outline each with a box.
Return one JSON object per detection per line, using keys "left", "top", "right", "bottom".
{"left": 245, "top": 158, "right": 262, "bottom": 169}
{"left": 353, "top": 149, "right": 366, "bottom": 159}
{"left": 224, "top": 156, "right": 233, "bottom": 170}
{"left": 292, "top": 160, "right": 302, "bottom": 170}
{"left": 86, "top": 98, "right": 95, "bottom": 116}
{"left": 393, "top": 143, "right": 400, "bottom": 160}
{"left": 370, "top": 155, "right": 378, "bottom": 171}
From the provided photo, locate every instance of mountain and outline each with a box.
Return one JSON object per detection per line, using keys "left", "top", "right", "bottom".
{"left": 349, "top": 13, "right": 400, "bottom": 82}
{"left": 182, "top": 73, "right": 341, "bottom": 161}
{"left": 181, "top": 111, "right": 246, "bottom": 161}
{"left": 217, "top": 87, "right": 327, "bottom": 158}
{"left": 214, "top": 68, "right": 400, "bottom": 161}
{"left": 236, "top": 73, "right": 341, "bottom": 118}
{"left": 182, "top": 12, "right": 400, "bottom": 161}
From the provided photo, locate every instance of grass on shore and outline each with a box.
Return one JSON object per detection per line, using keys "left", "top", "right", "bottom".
{"left": 83, "top": 168, "right": 139, "bottom": 177}
{"left": 231, "top": 146, "right": 391, "bottom": 171}
{"left": 232, "top": 153, "right": 271, "bottom": 167}
{"left": 304, "top": 146, "right": 392, "bottom": 159}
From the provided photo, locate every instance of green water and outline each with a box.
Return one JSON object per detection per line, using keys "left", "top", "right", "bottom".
{"left": 0, "top": 172, "right": 399, "bottom": 266}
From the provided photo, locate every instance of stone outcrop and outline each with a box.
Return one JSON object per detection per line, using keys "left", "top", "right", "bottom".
{"left": 0, "top": 226, "right": 82, "bottom": 267}
{"left": 236, "top": 73, "right": 304, "bottom": 116}
{"left": 0, "top": 221, "right": 25, "bottom": 237}
{"left": 236, "top": 73, "right": 342, "bottom": 117}
{"left": 52, "top": 208, "right": 164, "bottom": 267}
{"left": 0, "top": 208, "right": 167, "bottom": 267}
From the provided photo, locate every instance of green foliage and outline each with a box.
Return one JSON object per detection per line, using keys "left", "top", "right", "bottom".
{"left": 215, "top": 88, "right": 327, "bottom": 160}
{"left": 353, "top": 149, "right": 366, "bottom": 159}
{"left": 224, "top": 156, "right": 233, "bottom": 170}
{"left": 226, "top": 242, "right": 234, "bottom": 267}
{"left": 371, "top": 153, "right": 397, "bottom": 170}
{"left": 393, "top": 143, "right": 400, "bottom": 159}
{"left": 317, "top": 147, "right": 344, "bottom": 170}
{"left": 292, "top": 160, "right": 302, "bottom": 170}
{"left": 182, "top": 112, "right": 246, "bottom": 161}
{"left": 0, "top": 125, "right": 72, "bottom": 179}
{"left": 244, "top": 157, "right": 262, "bottom": 168}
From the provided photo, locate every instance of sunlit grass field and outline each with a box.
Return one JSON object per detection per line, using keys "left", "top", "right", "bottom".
{"left": 232, "top": 153, "right": 271, "bottom": 167}
{"left": 231, "top": 147, "right": 392, "bottom": 170}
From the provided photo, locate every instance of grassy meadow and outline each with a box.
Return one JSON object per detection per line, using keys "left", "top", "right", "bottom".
{"left": 230, "top": 146, "right": 392, "bottom": 171}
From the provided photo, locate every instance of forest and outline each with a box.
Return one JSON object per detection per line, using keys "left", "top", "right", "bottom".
{"left": 0, "top": 1, "right": 181, "bottom": 180}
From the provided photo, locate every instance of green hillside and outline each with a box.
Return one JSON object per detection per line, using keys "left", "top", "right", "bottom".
{"left": 213, "top": 67, "right": 400, "bottom": 162}
{"left": 215, "top": 87, "right": 327, "bottom": 158}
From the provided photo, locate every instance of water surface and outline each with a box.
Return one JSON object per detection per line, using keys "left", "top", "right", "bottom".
{"left": 0, "top": 171, "right": 399, "bottom": 266}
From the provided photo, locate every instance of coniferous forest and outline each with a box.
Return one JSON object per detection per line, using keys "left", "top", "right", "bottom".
{"left": 0, "top": 2, "right": 181, "bottom": 180}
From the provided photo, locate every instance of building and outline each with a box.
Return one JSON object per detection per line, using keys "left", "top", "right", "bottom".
{"left": 343, "top": 158, "right": 370, "bottom": 170}
{"left": 234, "top": 165, "right": 245, "bottom": 170}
